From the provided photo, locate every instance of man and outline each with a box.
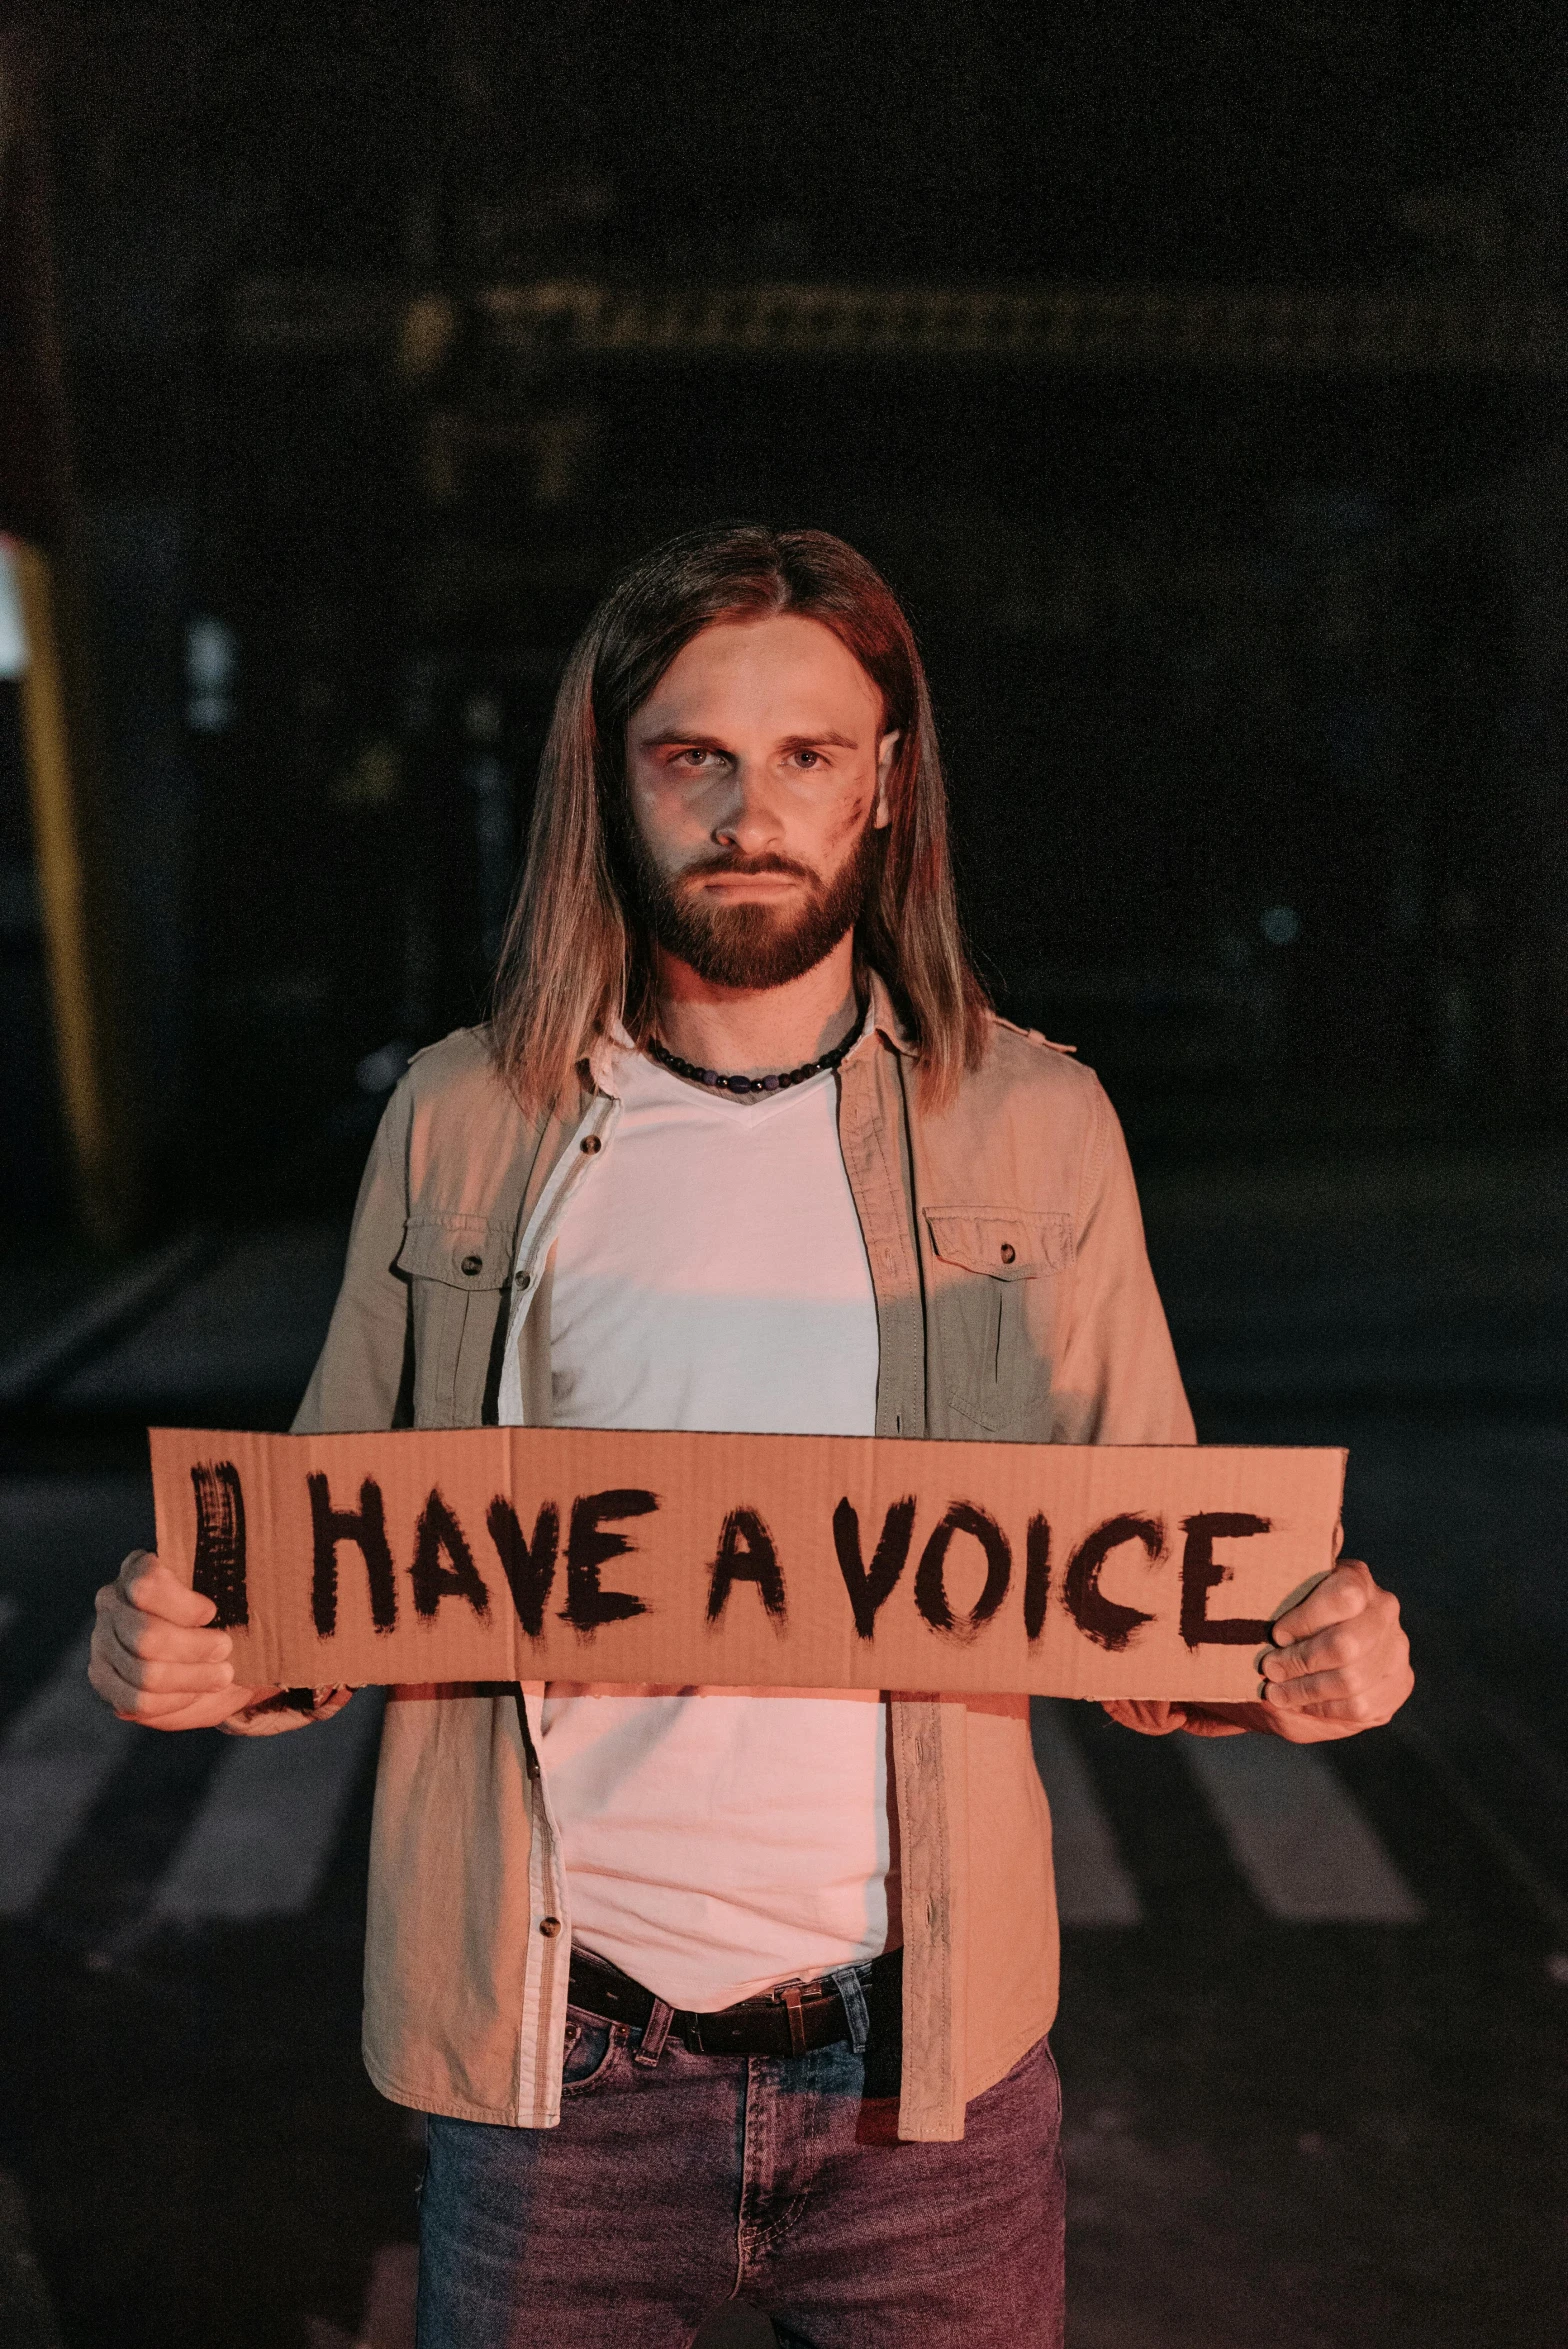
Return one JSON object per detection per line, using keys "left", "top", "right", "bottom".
{"left": 89, "top": 526, "right": 1413, "bottom": 2348}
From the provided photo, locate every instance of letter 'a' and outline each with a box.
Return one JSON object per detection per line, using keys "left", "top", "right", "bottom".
{"left": 706, "top": 1507, "right": 786, "bottom": 1625}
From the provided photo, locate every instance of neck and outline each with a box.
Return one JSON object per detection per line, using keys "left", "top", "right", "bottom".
{"left": 651, "top": 936, "right": 860, "bottom": 1075}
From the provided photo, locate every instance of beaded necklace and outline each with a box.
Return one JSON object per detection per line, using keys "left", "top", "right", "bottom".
{"left": 645, "top": 1012, "right": 861, "bottom": 1097}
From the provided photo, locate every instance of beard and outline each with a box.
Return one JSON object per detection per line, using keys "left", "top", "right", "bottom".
{"left": 628, "top": 818, "right": 881, "bottom": 991}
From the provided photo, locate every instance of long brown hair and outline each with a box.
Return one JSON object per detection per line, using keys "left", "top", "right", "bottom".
{"left": 490, "top": 524, "right": 990, "bottom": 1111}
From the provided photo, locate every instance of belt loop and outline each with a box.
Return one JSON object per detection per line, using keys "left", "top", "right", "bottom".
{"left": 828, "top": 1962, "right": 872, "bottom": 2055}
{"left": 632, "top": 1996, "right": 675, "bottom": 2069}
{"left": 777, "top": 1982, "right": 808, "bottom": 2059}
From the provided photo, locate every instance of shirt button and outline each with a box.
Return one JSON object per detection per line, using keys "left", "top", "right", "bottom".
{"left": 580, "top": 1135, "right": 602, "bottom": 1155}
{"left": 1000, "top": 1242, "right": 1016, "bottom": 1264}
{"left": 539, "top": 1915, "right": 563, "bottom": 1938}
{"left": 517, "top": 1271, "right": 532, "bottom": 1291}
{"left": 460, "top": 1253, "right": 483, "bottom": 1276}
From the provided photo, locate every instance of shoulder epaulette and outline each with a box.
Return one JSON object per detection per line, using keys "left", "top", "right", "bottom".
{"left": 988, "top": 1012, "right": 1077, "bottom": 1054}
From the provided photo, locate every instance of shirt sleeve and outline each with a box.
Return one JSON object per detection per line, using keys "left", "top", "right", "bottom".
{"left": 292, "top": 1083, "right": 416, "bottom": 1439}
{"left": 1049, "top": 1078, "right": 1196, "bottom": 1447}
{"left": 1057, "top": 1087, "right": 1265, "bottom": 1741}
{"left": 222, "top": 1090, "right": 415, "bottom": 1737}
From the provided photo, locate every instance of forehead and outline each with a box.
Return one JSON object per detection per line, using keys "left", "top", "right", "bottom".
{"left": 636, "top": 612, "right": 883, "bottom": 731}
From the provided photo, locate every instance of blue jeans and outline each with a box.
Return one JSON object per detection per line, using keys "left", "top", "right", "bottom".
{"left": 415, "top": 2002, "right": 1065, "bottom": 2347}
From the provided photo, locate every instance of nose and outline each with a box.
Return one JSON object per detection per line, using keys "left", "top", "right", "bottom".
{"left": 711, "top": 760, "right": 784, "bottom": 856}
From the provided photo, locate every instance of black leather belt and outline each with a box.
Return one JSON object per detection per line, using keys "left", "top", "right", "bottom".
{"left": 568, "top": 1944, "right": 900, "bottom": 2060}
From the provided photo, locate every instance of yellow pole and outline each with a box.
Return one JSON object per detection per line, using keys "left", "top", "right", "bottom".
{"left": 9, "top": 534, "right": 136, "bottom": 1246}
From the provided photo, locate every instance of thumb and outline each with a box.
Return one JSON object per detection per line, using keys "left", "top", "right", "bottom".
{"left": 118, "top": 1548, "right": 220, "bottom": 1629}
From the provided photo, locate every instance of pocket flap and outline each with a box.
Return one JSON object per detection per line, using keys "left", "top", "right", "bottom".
{"left": 923, "top": 1206, "right": 1074, "bottom": 1279}
{"left": 396, "top": 1215, "right": 513, "bottom": 1290}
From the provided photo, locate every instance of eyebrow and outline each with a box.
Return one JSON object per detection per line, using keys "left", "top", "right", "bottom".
{"left": 635, "top": 728, "right": 860, "bottom": 752}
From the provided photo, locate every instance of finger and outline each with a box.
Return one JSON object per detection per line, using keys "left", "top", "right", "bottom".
{"left": 1102, "top": 1700, "right": 1188, "bottom": 1736}
{"left": 88, "top": 1648, "right": 197, "bottom": 1715}
{"left": 1262, "top": 1611, "right": 1384, "bottom": 1684}
{"left": 115, "top": 1550, "right": 218, "bottom": 1629}
{"left": 99, "top": 1597, "right": 233, "bottom": 1669}
{"left": 1264, "top": 1683, "right": 1410, "bottom": 1734}
{"left": 102, "top": 1614, "right": 234, "bottom": 1694}
{"left": 217, "top": 1691, "right": 321, "bottom": 1736}
{"left": 1264, "top": 1634, "right": 1411, "bottom": 1700}
{"left": 122, "top": 1688, "right": 269, "bottom": 1731}
{"left": 89, "top": 1645, "right": 229, "bottom": 1718}
{"left": 89, "top": 1646, "right": 269, "bottom": 1729}
{"left": 1270, "top": 1559, "right": 1374, "bottom": 1647}
{"left": 1265, "top": 1595, "right": 1406, "bottom": 1695}
{"left": 1263, "top": 1660, "right": 1364, "bottom": 1708}
{"left": 1262, "top": 1657, "right": 1413, "bottom": 1723}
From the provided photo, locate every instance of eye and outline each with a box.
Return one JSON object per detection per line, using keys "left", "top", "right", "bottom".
{"left": 791, "top": 748, "right": 823, "bottom": 769}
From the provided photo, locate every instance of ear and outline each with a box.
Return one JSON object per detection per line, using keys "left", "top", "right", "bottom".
{"left": 873, "top": 731, "right": 900, "bottom": 828}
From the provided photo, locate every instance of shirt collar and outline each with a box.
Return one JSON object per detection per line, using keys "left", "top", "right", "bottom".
{"left": 586, "top": 1017, "right": 635, "bottom": 1096}
{"left": 863, "top": 968, "right": 917, "bottom": 1056}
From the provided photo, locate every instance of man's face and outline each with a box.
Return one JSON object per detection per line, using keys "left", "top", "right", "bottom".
{"left": 624, "top": 612, "right": 898, "bottom": 991}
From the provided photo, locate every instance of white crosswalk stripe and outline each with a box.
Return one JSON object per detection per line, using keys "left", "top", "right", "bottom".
{"left": 0, "top": 1626, "right": 137, "bottom": 1918}
{"left": 0, "top": 1624, "right": 1436, "bottom": 1939}
{"left": 1181, "top": 1733, "right": 1424, "bottom": 1922}
{"left": 1031, "top": 1700, "right": 1143, "bottom": 1926}
{"left": 145, "top": 1689, "right": 386, "bottom": 1926}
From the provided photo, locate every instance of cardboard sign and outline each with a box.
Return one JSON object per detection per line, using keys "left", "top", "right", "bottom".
{"left": 149, "top": 1426, "right": 1346, "bottom": 1701}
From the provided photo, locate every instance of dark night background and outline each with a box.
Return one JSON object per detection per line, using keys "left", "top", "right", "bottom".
{"left": 1, "top": 8, "right": 1566, "bottom": 2349}
{"left": 2, "top": 0, "right": 1565, "bottom": 1226}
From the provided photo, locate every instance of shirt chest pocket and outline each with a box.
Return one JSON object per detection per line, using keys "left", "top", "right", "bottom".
{"left": 395, "top": 1215, "right": 514, "bottom": 1428}
{"left": 922, "top": 1206, "right": 1074, "bottom": 1434}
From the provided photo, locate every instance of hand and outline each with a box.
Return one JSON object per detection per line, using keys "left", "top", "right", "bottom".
{"left": 1252, "top": 1557, "right": 1413, "bottom": 1740}
{"left": 1104, "top": 1558, "right": 1413, "bottom": 1744}
{"left": 88, "top": 1549, "right": 285, "bottom": 1731}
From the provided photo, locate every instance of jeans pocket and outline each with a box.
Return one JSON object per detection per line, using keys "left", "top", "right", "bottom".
{"left": 561, "top": 2009, "right": 619, "bottom": 2093}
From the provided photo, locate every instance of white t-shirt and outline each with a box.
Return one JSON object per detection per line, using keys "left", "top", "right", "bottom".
{"left": 536, "top": 1038, "right": 894, "bottom": 2010}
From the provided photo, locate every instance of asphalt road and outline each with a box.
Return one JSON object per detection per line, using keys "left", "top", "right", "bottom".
{"left": 2, "top": 1140, "right": 1564, "bottom": 2348}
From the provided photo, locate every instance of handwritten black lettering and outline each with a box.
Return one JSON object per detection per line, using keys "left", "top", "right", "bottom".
{"left": 307, "top": 1473, "right": 397, "bottom": 1637}
{"left": 1063, "top": 1513, "right": 1164, "bottom": 1653}
{"left": 561, "top": 1489, "right": 656, "bottom": 1632}
{"left": 486, "top": 1498, "right": 560, "bottom": 1638}
{"left": 1179, "top": 1512, "right": 1274, "bottom": 1648}
{"left": 191, "top": 1461, "right": 248, "bottom": 1630}
{"left": 706, "top": 1507, "right": 786, "bottom": 1626}
{"left": 913, "top": 1500, "right": 1011, "bottom": 1640}
{"left": 832, "top": 1495, "right": 917, "bottom": 1638}
{"left": 1023, "top": 1513, "right": 1051, "bottom": 1642}
{"left": 410, "top": 1488, "right": 491, "bottom": 1622}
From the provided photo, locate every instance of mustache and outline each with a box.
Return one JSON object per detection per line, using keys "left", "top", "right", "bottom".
{"left": 676, "top": 851, "right": 819, "bottom": 885}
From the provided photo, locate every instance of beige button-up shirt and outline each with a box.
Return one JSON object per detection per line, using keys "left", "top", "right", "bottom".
{"left": 287, "top": 978, "right": 1194, "bottom": 2140}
